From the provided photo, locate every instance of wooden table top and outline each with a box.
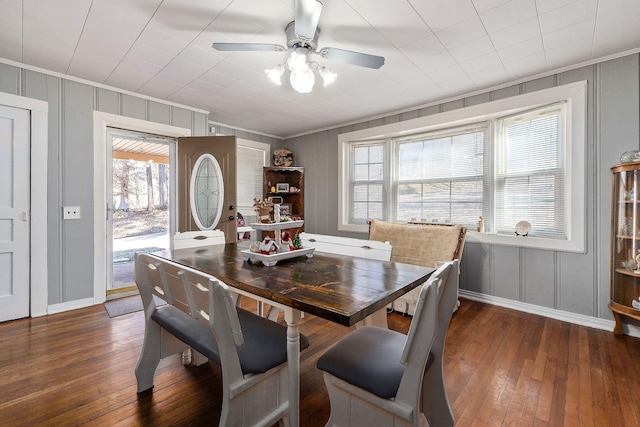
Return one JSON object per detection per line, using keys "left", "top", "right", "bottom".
{"left": 157, "top": 243, "right": 434, "bottom": 326}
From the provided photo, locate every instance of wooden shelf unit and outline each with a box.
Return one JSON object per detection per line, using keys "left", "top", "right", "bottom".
{"left": 262, "top": 166, "right": 304, "bottom": 238}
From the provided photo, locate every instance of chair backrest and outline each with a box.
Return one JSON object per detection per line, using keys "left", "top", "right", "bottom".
{"left": 299, "top": 232, "right": 392, "bottom": 261}
{"left": 368, "top": 220, "right": 465, "bottom": 268}
{"left": 394, "top": 261, "right": 454, "bottom": 404}
{"left": 136, "top": 252, "right": 245, "bottom": 379}
{"left": 173, "top": 229, "right": 225, "bottom": 249}
{"left": 179, "top": 265, "right": 245, "bottom": 379}
{"left": 135, "top": 252, "right": 190, "bottom": 315}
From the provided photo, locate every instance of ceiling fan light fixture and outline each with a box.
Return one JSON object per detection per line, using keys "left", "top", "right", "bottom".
{"left": 290, "top": 67, "right": 315, "bottom": 93}
{"left": 319, "top": 66, "right": 337, "bottom": 87}
{"left": 265, "top": 64, "right": 285, "bottom": 85}
{"left": 286, "top": 48, "right": 310, "bottom": 72}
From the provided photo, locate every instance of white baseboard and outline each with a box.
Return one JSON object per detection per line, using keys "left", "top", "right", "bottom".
{"left": 47, "top": 298, "right": 95, "bottom": 315}
{"left": 459, "top": 290, "right": 640, "bottom": 339}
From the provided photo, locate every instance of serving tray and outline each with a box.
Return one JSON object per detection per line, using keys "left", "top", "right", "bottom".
{"left": 241, "top": 247, "right": 315, "bottom": 267}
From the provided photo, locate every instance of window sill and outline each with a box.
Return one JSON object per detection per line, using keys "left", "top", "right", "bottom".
{"left": 466, "top": 231, "right": 585, "bottom": 253}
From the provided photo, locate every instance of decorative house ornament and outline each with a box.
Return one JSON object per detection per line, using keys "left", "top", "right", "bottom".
{"left": 620, "top": 150, "right": 640, "bottom": 163}
{"left": 259, "top": 236, "right": 279, "bottom": 254}
{"left": 273, "top": 147, "right": 294, "bottom": 166}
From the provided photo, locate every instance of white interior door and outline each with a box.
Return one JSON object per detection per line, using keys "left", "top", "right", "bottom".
{"left": 0, "top": 105, "right": 30, "bottom": 322}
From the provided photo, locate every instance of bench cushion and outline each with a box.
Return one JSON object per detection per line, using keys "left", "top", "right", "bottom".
{"left": 317, "top": 326, "right": 406, "bottom": 399}
{"left": 152, "top": 305, "right": 309, "bottom": 374}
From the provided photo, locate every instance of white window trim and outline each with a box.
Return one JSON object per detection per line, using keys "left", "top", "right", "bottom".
{"left": 338, "top": 81, "right": 587, "bottom": 253}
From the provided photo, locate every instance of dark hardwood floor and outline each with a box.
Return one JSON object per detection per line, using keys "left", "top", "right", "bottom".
{"left": 1, "top": 297, "right": 639, "bottom": 426}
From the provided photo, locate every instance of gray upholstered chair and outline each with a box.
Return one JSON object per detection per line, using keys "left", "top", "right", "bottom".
{"left": 134, "top": 253, "right": 309, "bottom": 426}
{"left": 317, "top": 260, "right": 458, "bottom": 427}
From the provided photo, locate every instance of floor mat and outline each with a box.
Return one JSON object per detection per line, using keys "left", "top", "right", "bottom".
{"left": 104, "top": 295, "right": 164, "bottom": 318}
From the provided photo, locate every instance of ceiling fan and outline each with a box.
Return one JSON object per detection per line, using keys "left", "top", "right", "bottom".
{"left": 212, "top": 0, "right": 385, "bottom": 93}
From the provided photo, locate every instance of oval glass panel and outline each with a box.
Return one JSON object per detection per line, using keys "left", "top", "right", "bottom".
{"left": 189, "top": 153, "right": 224, "bottom": 230}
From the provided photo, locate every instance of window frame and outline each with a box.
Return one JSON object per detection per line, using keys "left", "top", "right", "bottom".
{"left": 338, "top": 81, "right": 587, "bottom": 253}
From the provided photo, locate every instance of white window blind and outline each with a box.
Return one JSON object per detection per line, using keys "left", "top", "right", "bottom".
{"left": 495, "top": 103, "right": 566, "bottom": 238}
{"left": 237, "top": 145, "right": 267, "bottom": 218}
{"left": 350, "top": 143, "right": 385, "bottom": 224}
{"left": 395, "top": 125, "right": 485, "bottom": 226}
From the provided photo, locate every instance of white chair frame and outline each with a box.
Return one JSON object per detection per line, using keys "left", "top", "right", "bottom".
{"left": 318, "top": 260, "right": 458, "bottom": 427}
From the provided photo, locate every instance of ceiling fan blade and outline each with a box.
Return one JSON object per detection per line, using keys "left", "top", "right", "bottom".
{"left": 295, "top": 0, "right": 322, "bottom": 41}
{"left": 318, "top": 47, "right": 385, "bottom": 69}
{"left": 212, "top": 43, "right": 285, "bottom": 52}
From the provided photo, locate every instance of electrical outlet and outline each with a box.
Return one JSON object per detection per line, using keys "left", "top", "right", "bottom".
{"left": 63, "top": 206, "right": 81, "bottom": 219}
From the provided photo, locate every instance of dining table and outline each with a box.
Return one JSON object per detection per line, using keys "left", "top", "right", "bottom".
{"left": 155, "top": 241, "right": 435, "bottom": 427}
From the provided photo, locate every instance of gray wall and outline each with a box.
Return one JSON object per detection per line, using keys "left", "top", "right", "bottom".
{"left": 0, "top": 62, "right": 279, "bottom": 305}
{"left": 285, "top": 53, "right": 640, "bottom": 322}
{"left": 1, "top": 53, "right": 638, "bottom": 322}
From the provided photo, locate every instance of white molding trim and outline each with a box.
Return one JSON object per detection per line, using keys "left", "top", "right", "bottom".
{"left": 0, "top": 92, "right": 49, "bottom": 317}
{"left": 459, "top": 289, "right": 640, "bottom": 339}
{"left": 47, "top": 298, "right": 94, "bottom": 315}
{"left": 93, "top": 112, "right": 191, "bottom": 305}
{"left": 0, "top": 57, "right": 209, "bottom": 115}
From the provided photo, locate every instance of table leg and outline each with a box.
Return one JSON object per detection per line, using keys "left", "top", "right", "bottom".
{"left": 283, "top": 308, "right": 302, "bottom": 427}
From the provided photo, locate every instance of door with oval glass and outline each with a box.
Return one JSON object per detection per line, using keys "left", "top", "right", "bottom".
{"left": 177, "top": 136, "right": 237, "bottom": 242}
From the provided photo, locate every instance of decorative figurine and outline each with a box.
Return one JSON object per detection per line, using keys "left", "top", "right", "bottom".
{"left": 280, "top": 231, "right": 293, "bottom": 252}
{"left": 259, "top": 236, "right": 279, "bottom": 254}
{"left": 253, "top": 197, "right": 274, "bottom": 223}
{"left": 477, "top": 216, "right": 484, "bottom": 233}
{"left": 292, "top": 233, "right": 303, "bottom": 249}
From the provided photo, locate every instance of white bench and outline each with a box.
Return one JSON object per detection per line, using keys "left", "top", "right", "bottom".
{"left": 134, "top": 252, "right": 309, "bottom": 426}
{"left": 299, "top": 232, "right": 393, "bottom": 261}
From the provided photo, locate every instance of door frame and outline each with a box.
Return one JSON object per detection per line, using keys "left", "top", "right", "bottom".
{"left": 106, "top": 129, "right": 175, "bottom": 293}
{"left": 93, "top": 112, "right": 190, "bottom": 304}
{"left": 0, "top": 92, "right": 48, "bottom": 317}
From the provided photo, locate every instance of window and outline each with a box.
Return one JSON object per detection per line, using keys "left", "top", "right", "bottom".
{"left": 350, "top": 143, "right": 385, "bottom": 224}
{"left": 338, "top": 81, "right": 586, "bottom": 252}
{"left": 495, "top": 104, "right": 566, "bottom": 239}
{"left": 236, "top": 139, "right": 270, "bottom": 220}
{"left": 395, "top": 124, "right": 486, "bottom": 225}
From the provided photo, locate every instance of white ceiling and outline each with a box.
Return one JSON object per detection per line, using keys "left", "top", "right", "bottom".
{"left": 1, "top": 0, "right": 639, "bottom": 138}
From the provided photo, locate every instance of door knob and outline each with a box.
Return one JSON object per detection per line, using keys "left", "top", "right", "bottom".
{"left": 228, "top": 216, "right": 235, "bottom": 221}
{"left": 229, "top": 205, "right": 235, "bottom": 210}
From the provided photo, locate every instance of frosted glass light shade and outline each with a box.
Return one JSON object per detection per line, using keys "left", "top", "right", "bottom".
{"left": 265, "top": 65, "right": 284, "bottom": 85}
{"left": 290, "top": 68, "right": 315, "bottom": 93}
{"left": 319, "top": 67, "right": 337, "bottom": 86}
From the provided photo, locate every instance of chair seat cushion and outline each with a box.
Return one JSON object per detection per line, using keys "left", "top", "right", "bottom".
{"left": 152, "top": 305, "right": 309, "bottom": 374}
{"left": 316, "top": 326, "right": 407, "bottom": 399}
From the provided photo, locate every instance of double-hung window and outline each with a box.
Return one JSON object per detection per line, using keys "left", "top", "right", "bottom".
{"left": 395, "top": 124, "right": 486, "bottom": 225}
{"left": 338, "top": 81, "right": 586, "bottom": 252}
{"left": 495, "top": 104, "right": 566, "bottom": 239}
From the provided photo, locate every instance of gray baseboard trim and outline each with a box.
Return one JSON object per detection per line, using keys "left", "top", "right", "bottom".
{"left": 459, "top": 290, "right": 640, "bottom": 339}
{"left": 47, "top": 298, "right": 94, "bottom": 315}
